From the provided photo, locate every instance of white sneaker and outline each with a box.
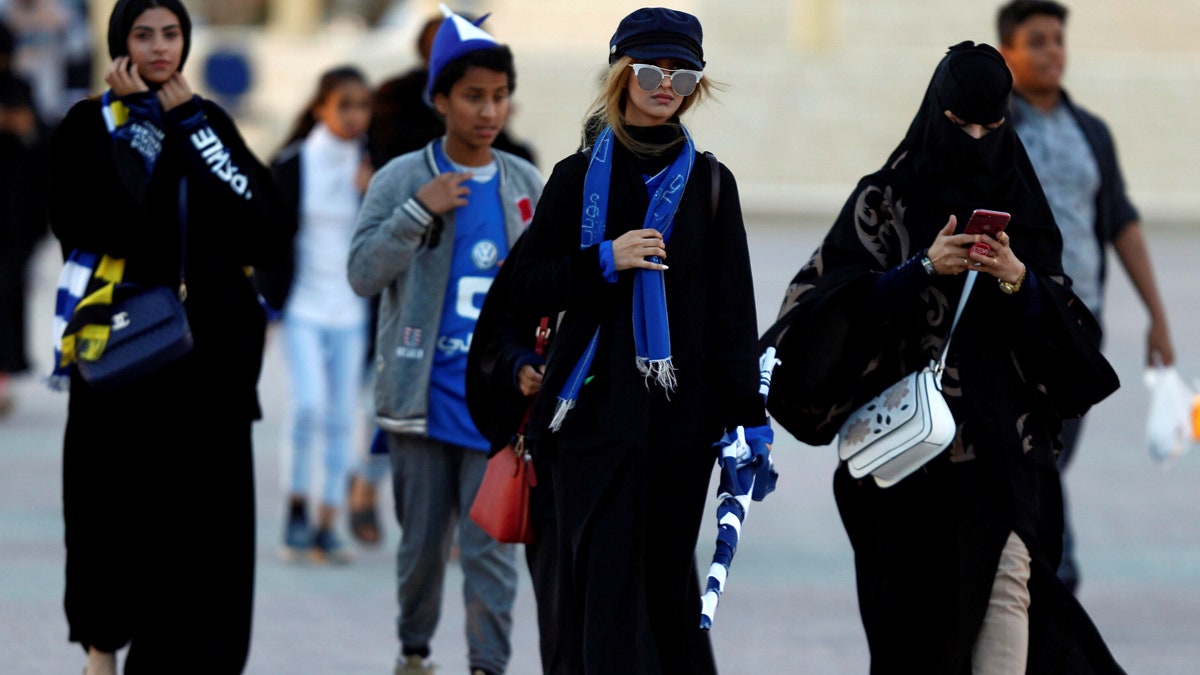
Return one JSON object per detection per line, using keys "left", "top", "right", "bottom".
{"left": 395, "top": 654, "right": 436, "bottom": 675}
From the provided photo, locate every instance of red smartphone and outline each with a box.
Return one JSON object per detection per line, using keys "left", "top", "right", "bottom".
{"left": 963, "top": 209, "right": 1010, "bottom": 256}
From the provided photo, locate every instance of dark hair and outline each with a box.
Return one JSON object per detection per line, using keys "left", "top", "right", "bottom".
{"left": 281, "top": 65, "right": 369, "bottom": 148}
{"left": 108, "top": 0, "right": 193, "bottom": 69}
{"left": 428, "top": 45, "right": 515, "bottom": 102}
{"left": 416, "top": 16, "right": 441, "bottom": 64}
{"left": 996, "top": 0, "right": 1068, "bottom": 46}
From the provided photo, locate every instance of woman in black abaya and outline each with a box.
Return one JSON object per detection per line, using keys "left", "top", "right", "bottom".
{"left": 762, "top": 42, "right": 1124, "bottom": 673}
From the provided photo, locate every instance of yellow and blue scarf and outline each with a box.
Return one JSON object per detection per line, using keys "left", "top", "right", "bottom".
{"left": 45, "top": 92, "right": 165, "bottom": 390}
{"left": 45, "top": 252, "right": 126, "bottom": 390}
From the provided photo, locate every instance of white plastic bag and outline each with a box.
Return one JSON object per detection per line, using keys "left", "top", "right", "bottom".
{"left": 1144, "top": 366, "right": 1197, "bottom": 464}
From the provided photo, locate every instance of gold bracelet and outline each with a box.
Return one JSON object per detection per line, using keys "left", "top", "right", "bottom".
{"left": 997, "top": 264, "right": 1027, "bottom": 295}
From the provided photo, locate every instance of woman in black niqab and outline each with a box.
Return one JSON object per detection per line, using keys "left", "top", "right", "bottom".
{"left": 762, "top": 42, "right": 1125, "bottom": 673}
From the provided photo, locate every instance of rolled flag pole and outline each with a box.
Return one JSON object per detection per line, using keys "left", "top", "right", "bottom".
{"left": 700, "top": 346, "right": 780, "bottom": 630}
{"left": 759, "top": 345, "right": 780, "bottom": 400}
{"left": 700, "top": 426, "right": 753, "bottom": 629}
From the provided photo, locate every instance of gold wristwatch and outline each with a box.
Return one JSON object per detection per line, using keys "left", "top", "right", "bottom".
{"left": 998, "top": 265, "right": 1027, "bottom": 295}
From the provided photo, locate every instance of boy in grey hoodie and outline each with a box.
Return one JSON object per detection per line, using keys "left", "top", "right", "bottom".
{"left": 347, "top": 7, "right": 543, "bottom": 675}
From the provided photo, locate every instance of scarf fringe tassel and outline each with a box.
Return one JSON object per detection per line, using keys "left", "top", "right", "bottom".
{"left": 43, "top": 374, "right": 70, "bottom": 392}
{"left": 549, "top": 397, "right": 575, "bottom": 432}
{"left": 637, "top": 357, "right": 677, "bottom": 393}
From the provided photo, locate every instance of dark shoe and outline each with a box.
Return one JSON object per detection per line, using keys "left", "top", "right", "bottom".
{"left": 279, "top": 509, "right": 312, "bottom": 562}
{"left": 0, "top": 375, "right": 13, "bottom": 419}
{"left": 349, "top": 508, "right": 381, "bottom": 546}
{"left": 347, "top": 475, "right": 381, "bottom": 545}
{"left": 311, "top": 528, "right": 352, "bottom": 565}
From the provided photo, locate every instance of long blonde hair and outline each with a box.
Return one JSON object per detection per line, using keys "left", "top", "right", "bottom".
{"left": 581, "top": 56, "right": 715, "bottom": 157}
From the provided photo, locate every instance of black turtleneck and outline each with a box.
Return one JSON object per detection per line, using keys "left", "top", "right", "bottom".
{"left": 623, "top": 121, "right": 687, "bottom": 174}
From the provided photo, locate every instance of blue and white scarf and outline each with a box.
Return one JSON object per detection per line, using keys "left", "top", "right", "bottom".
{"left": 549, "top": 125, "right": 695, "bottom": 431}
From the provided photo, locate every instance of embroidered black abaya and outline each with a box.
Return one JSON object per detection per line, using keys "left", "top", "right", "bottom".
{"left": 762, "top": 43, "right": 1124, "bottom": 674}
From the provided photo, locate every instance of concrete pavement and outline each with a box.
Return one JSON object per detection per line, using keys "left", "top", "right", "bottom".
{"left": 3, "top": 217, "right": 1199, "bottom": 674}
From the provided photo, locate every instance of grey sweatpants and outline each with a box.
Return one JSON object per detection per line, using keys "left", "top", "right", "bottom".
{"left": 387, "top": 433, "right": 518, "bottom": 673}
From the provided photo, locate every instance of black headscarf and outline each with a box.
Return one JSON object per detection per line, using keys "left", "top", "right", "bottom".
{"left": 107, "top": 0, "right": 192, "bottom": 71}
{"left": 874, "top": 41, "right": 1061, "bottom": 278}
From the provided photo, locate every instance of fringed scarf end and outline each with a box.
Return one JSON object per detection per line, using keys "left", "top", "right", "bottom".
{"left": 549, "top": 397, "right": 575, "bottom": 432}
{"left": 637, "top": 357, "right": 677, "bottom": 393}
{"left": 43, "top": 373, "right": 70, "bottom": 392}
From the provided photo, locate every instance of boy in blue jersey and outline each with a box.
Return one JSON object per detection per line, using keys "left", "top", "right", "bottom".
{"left": 347, "top": 6, "right": 543, "bottom": 675}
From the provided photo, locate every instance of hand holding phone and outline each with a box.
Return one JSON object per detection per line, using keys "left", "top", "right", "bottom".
{"left": 963, "top": 209, "right": 1010, "bottom": 256}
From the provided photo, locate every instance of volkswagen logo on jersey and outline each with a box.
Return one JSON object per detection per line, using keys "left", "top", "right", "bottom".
{"left": 471, "top": 240, "right": 499, "bottom": 270}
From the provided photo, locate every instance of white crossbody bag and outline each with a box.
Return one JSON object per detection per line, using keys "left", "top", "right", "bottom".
{"left": 837, "top": 271, "right": 977, "bottom": 488}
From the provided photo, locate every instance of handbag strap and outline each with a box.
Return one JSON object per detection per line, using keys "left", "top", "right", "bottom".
{"left": 534, "top": 316, "right": 550, "bottom": 356}
{"left": 177, "top": 177, "right": 189, "bottom": 302}
{"left": 934, "top": 270, "right": 977, "bottom": 376}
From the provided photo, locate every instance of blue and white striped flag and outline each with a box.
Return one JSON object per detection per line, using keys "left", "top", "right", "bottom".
{"left": 700, "top": 423, "right": 776, "bottom": 630}
{"left": 700, "top": 343, "right": 784, "bottom": 629}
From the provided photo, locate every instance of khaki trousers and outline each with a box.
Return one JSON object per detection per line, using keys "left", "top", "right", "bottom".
{"left": 971, "top": 531, "right": 1032, "bottom": 674}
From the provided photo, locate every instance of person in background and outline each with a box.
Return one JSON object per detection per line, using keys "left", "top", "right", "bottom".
{"left": 49, "top": 0, "right": 291, "bottom": 672}
{"left": 347, "top": 6, "right": 543, "bottom": 674}
{"left": 60, "top": 0, "right": 93, "bottom": 111}
{"left": 997, "top": 0, "right": 1175, "bottom": 593}
{"left": 0, "top": 18, "right": 48, "bottom": 416}
{"left": 0, "top": 0, "right": 70, "bottom": 125}
{"left": 761, "top": 42, "right": 1123, "bottom": 672}
{"left": 508, "top": 8, "right": 768, "bottom": 672}
{"left": 268, "top": 64, "right": 374, "bottom": 564}
{"left": 368, "top": 11, "right": 536, "bottom": 170}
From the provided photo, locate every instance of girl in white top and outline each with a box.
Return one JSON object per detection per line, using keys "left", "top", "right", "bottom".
{"left": 272, "top": 65, "right": 374, "bottom": 563}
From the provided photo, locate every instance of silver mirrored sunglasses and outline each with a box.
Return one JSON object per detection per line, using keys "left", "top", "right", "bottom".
{"left": 628, "top": 63, "right": 704, "bottom": 96}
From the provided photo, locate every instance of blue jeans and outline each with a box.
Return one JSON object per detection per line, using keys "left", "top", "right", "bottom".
{"left": 282, "top": 316, "right": 368, "bottom": 508}
{"left": 387, "top": 433, "right": 518, "bottom": 674}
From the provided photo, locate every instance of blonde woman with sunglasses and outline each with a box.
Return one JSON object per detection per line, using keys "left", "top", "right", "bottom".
{"left": 508, "top": 8, "right": 768, "bottom": 673}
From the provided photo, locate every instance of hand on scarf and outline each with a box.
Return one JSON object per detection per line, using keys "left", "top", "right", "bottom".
{"left": 612, "top": 228, "right": 668, "bottom": 271}
{"left": 105, "top": 56, "right": 149, "bottom": 97}
{"left": 157, "top": 72, "right": 194, "bottom": 112}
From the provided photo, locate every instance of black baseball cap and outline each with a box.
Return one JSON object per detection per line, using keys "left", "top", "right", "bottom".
{"left": 609, "top": 7, "right": 704, "bottom": 70}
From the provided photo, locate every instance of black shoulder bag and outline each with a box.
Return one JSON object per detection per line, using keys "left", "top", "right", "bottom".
{"left": 77, "top": 179, "right": 195, "bottom": 390}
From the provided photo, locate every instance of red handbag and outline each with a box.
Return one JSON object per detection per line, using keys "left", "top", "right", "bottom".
{"left": 469, "top": 317, "right": 550, "bottom": 544}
